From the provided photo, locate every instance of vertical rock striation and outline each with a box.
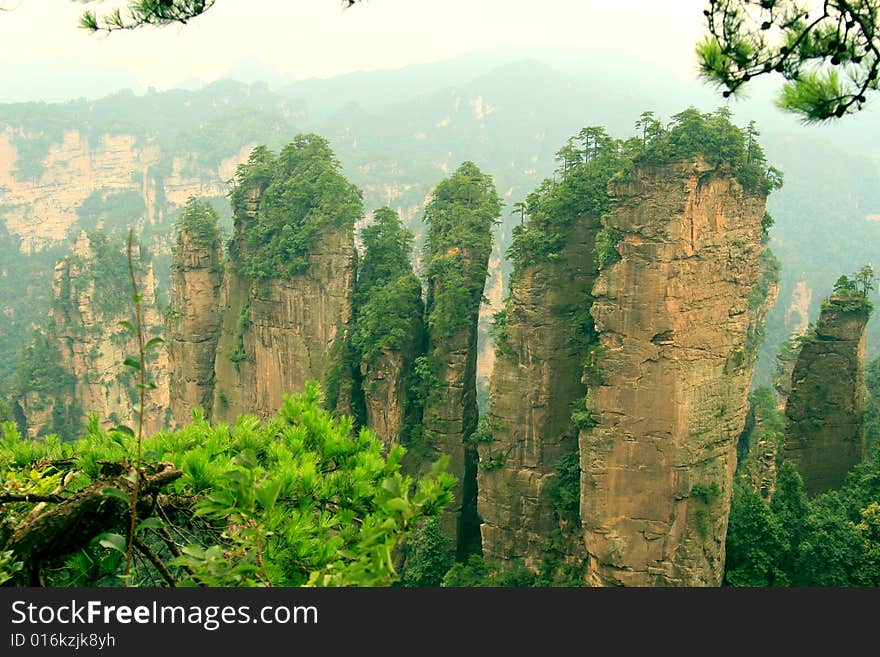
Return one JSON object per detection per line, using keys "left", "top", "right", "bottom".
{"left": 361, "top": 341, "right": 422, "bottom": 447}
{"left": 52, "top": 231, "right": 169, "bottom": 435}
{"left": 211, "top": 226, "right": 356, "bottom": 423}
{"left": 478, "top": 215, "right": 599, "bottom": 568}
{"left": 422, "top": 306, "right": 482, "bottom": 552}
{"left": 166, "top": 202, "right": 224, "bottom": 427}
{"left": 210, "top": 138, "right": 360, "bottom": 422}
{"left": 581, "top": 157, "right": 768, "bottom": 586}
{"left": 782, "top": 296, "right": 869, "bottom": 494}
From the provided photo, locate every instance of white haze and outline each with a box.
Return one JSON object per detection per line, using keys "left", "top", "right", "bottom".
{"left": 0, "top": 0, "right": 707, "bottom": 102}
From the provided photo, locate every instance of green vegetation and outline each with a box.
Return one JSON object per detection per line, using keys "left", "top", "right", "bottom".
{"left": 737, "top": 387, "right": 786, "bottom": 488}
{"left": 865, "top": 356, "right": 880, "bottom": 457}
{"left": 441, "top": 555, "right": 538, "bottom": 587}
{"left": 546, "top": 451, "right": 581, "bottom": 526}
{"left": 228, "top": 299, "right": 251, "bottom": 370}
{"left": 10, "top": 330, "right": 81, "bottom": 440}
{"left": 508, "top": 110, "right": 780, "bottom": 275}
{"left": 174, "top": 106, "right": 295, "bottom": 174}
{"left": 0, "top": 382, "right": 454, "bottom": 587}
{"left": 351, "top": 208, "right": 424, "bottom": 365}
{"left": 356, "top": 207, "right": 416, "bottom": 299}
{"left": 726, "top": 458, "right": 880, "bottom": 586}
{"left": 75, "top": 189, "right": 147, "bottom": 236}
{"left": 2, "top": 80, "right": 302, "bottom": 180}
{"left": 0, "top": 223, "right": 63, "bottom": 404}
{"left": 825, "top": 264, "right": 877, "bottom": 312}
{"left": 699, "top": 1, "right": 880, "bottom": 121}
{"left": 507, "top": 126, "right": 624, "bottom": 272}
{"left": 479, "top": 454, "right": 504, "bottom": 471}
{"left": 174, "top": 196, "right": 222, "bottom": 253}
{"left": 569, "top": 395, "right": 596, "bottom": 431}
{"left": 439, "top": 551, "right": 585, "bottom": 587}
{"left": 399, "top": 355, "right": 440, "bottom": 456}
{"left": 594, "top": 226, "right": 621, "bottom": 269}
{"left": 691, "top": 483, "right": 723, "bottom": 538}
{"left": 353, "top": 276, "right": 424, "bottom": 362}
{"left": 691, "top": 482, "right": 722, "bottom": 506}
{"left": 229, "top": 136, "right": 363, "bottom": 280}
{"left": 491, "top": 307, "right": 512, "bottom": 358}
{"left": 634, "top": 108, "right": 783, "bottom": 195}
{"left": 424, "top": 161, "right": 501, "bottom": 344}
{"left": 397, "top": 517, "right": 455, "bottom": 587}
{"left": 12, "top": 330, "right": 73, "bottom": 399}
{"left": 55, "top": 231, "right": 150, "bottom": 319}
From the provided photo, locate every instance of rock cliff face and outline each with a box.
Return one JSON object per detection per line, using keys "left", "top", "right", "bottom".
{"left": 49, "top": 232, "right": 169, "bottom": 435}
{"left": 361, "top": 349, "right": 408, "bottom": 444}
{"left": 0, "top": 128, "right": 233, "bottom": 252}
{"left": 18, "top": 391, "right": 60, "bottom": 441}
{"left": 361, "top": 331, "right": 423, "bottom": 447}
{"left": 477, "top": 215, "right": 599, "bottom": 568}
{"left": 166, "top": 228, "right": 223, "bottom": 426}
{"left": 422, "top": 314, "right": 482, "bottom": 552}
{"left": 581, "top": 158, "right": 768, "bottom": 586}
{"left": 740, "top": 418, "right": 782, "bottom": 501}
{"left": 210, "top": 192, "right": 357, "bottom": 423}
{"left": 773, "top": 340, "right": 800, "bottom": 408}
{"left": 782, "top": 297, "right": 869, "bottom": 494}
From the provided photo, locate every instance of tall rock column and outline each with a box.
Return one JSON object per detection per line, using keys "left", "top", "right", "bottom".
{"left": 422, "top": 162, "right": 501, "bottom": 554}
{"left": 211, "top": 138, "right": 360, "bottom": 422}
{"left": 581, "top": 157, "right": 768, "bottom": 586}
{"left": 782, "top": 293, "right": 869, "bottom": 494}
{"left": 477, "top": 215, "right": 600, "bottom": 568}
{"left": 167, "top": 198, "right": 223, "bottom": 427}
{"left": 353, "top": 207, "right": 425, "bottom": 448}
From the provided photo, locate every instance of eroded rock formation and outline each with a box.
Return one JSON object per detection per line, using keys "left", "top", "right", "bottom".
{"left": 210, "top": 141, "right": 359, "bottom": 422}
{"left": 477, "top": 215, "right": 599, "bottom": 568}
{"left": 210, "top": 229, "right": 356, "bottom": 422}
{"left": 0, "top": 127, "right": 238, "bottom": 252}
{"left": 362, "top": 344, "right": 419, "bottom": 447}
{"left": 581, "top": 157, "right": 769, "bottom": 586}
{"left": 166, "top": 221, "right": 223, "bottom": 427}
{"left": 421, "top": 162, "right": 499, "bottom": 554}
{"left": 50, "top": 231, "right": 169, "bottom": 435}
{"left": 782, "top": 296, "right": 869, "bottom": 494}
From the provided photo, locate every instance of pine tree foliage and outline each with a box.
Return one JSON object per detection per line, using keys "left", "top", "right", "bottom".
{"left": 228, "top": 136, "right": 363, "bottom": 280}
{"left": 423, "top": 161, "right": 501, "bottom": 343}
{"left": 699, "top": 0, "right": 880, "bottom": 121}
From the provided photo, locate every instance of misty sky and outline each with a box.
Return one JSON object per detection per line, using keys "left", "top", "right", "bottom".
{"left": 0, "top": 0, "right": 708, "bottom": 101}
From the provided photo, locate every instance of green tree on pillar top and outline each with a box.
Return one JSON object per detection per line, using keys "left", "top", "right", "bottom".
{"left": 356, "top": 207, "right": 415, "bottom": 303}
{"left": 423, "top": 161, "right": 501, "bottom": 343}
{"left": 352, "top": 207, "right": 424, "bottom": 365}
{"left": 229, "top": 135, "right": 363, "bottom": 280}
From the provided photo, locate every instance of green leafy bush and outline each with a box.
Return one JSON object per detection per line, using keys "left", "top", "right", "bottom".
{"left": 0, "top": 383, "right": 455, "bottom": 587}
{"left": 595, "top": 226, "right": 621, "bottom": 269}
